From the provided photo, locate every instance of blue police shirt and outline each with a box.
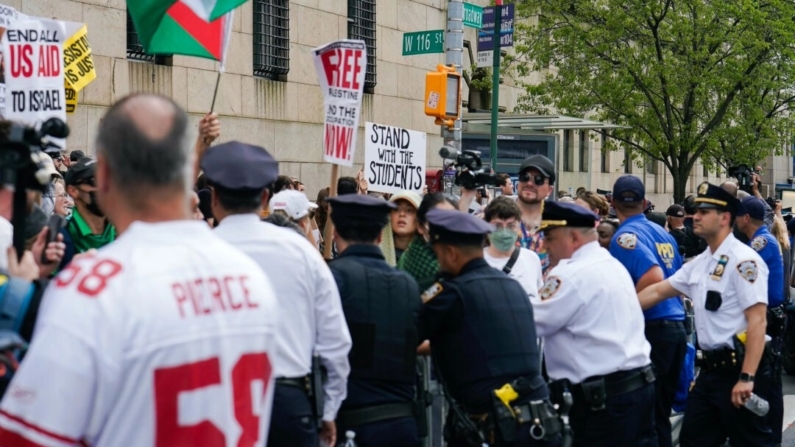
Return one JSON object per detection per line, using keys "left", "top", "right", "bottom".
{"left": 609, "top": 214, "right": 685, "bottom": 321}
{"left": 750, "top": 226, "right": 784, "bottom": 308}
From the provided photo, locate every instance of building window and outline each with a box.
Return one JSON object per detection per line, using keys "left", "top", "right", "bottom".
{"left": 600, "top": 133, "right": 608, "bottom": 173}
{"left": 563, "top": 130, "right": 572, "bottom": 171}
{"left": 126, "top": 12, "right": 169, "bottom": 63}
{"left": 579, "top": 130, "right": 588, "bottom": 172}
{"left": 703, "top": 163, "right": 709, "bottom": 177}
{"left": 254, "top": 0, "right": 290, "bottom": 80}
{"left": 645, "top": 158, "right": 656, "bottom": 175}
{"left": 624, "top": 149, "right": 631, "bottom": 174}
{"left": 348, "top": 0, "right": 376, "bottom": 92}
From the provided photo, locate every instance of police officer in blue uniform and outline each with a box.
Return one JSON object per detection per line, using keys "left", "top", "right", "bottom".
{"left": 737, "top": 196, "right": 786, "bottom": 442}
{"left": 608, "top": 175, "right": 686, "bottom": 447}
{"left": 420, "top": 208, "right": 560, "bottom": 447}
{"left": 640, "top": 182, "right": 775, "bottom": 447}
{"left": 327, "top": 194, "right": 423, "bottom": 447}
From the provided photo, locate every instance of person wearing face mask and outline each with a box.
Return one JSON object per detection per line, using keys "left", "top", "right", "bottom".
{"left": 269, "top": 189, "right": 320, "bottom": 246}
{"left": 483, "top": 197, "right": 543, "bottom": 301}
{"left": 59, "top": 157, "right": 116, "bottom": 269}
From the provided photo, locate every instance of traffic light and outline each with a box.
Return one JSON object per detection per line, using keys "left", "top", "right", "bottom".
{"left": 424, "top": 64, "right": 461, "bottom": 128}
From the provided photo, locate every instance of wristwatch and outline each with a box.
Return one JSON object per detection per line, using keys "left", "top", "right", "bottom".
{"left": 739, "top": 372, "right": 755, "bottom": 383}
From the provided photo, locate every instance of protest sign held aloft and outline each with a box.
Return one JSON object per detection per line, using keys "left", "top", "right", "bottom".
{"left": 63, "top": 25, "right": 95, "bottom": 92}
{"left": 313, "top": 40, "right": 366, "bottom": 167}
{"left": 2, "top": 17, "right": 66, "bottom": 143}
{"left": 364, "top": 122, "right": 426, "bottom": 194}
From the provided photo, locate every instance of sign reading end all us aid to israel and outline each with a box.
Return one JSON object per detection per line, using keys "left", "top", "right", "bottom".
{"left": 365, "top": 122, "right": 426, "bottom": 195}
{"left": 313, "top": 40, "right": 367, "bottom": 167}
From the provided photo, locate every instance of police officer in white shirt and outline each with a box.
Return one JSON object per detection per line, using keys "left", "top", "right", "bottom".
{"left": 639, "top": 182, "right": 775, "bottom": 447}
{"left": 203, "top": 142, "right": 352, "bottom": 447}
{"left": 534, "top": 200, "right": 657, "bottom": 447}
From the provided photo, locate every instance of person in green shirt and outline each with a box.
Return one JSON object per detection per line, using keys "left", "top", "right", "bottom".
{"left": 59, "top": 157, "right": 116, "bottom": 268}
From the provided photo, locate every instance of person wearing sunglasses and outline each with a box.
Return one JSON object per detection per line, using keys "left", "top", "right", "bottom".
{"left": 515, "top": 155, "right": 556, "bottom": 272}
{"left": 60, "top": 157, "right": 116, "bottom": 269}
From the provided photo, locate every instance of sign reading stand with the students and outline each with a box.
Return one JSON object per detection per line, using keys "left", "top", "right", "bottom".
{"left": 364, "top": 122, "right": 426, "bottom": 194}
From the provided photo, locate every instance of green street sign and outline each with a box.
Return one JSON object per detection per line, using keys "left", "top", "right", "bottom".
{"left": 463, "top": 3, "right": 484, "bottom": 29}
{"left": 402, "top": 30, "right": 445, "bottom": 56}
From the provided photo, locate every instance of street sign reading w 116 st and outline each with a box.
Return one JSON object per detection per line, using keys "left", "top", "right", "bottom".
{"left": 402, "top": 30, "right": 444, "bottom": 56}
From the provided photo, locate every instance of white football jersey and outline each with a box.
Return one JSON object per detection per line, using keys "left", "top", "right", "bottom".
{"left": 0, "top": 221, "right": 279, "bottom": 447}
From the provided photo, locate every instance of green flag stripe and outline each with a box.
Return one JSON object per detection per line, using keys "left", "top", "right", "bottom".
{"left": 209, "top": 0, "right": 247, "bottom": 21}
{"left": 148, "top": 13, "right": 215, "bottom": 59}
{"left": 127, "top": 0, "right": 179, "bottom": 50}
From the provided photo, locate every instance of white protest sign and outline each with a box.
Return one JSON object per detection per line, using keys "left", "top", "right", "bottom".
{"left": 364, "top": 122, "right": 427, "bottom": 194}
{"left": 0, "top": 4, "right": 21, "bottom": 116}
{"left": 3, "top": 18, "right": 67, "bottom": 136}
{"left": 312, "top": 40, "right": 366, "bottom": 167}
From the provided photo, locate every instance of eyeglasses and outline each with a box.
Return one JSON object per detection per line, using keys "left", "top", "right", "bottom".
{"left": 519, "top": 172, "right": 547, "bottom": 186}
{"left": 55, "top": 193, "right": 69, "bottom": 199}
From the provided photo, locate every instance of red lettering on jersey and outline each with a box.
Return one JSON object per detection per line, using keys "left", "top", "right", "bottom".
{"left": 153, "top": 354, "right": 272, "bottom": 447}
{"left": 224, "top": 276, "right": 242, "bottom": 310}
{"left": 172, "top": 283, "right": 188, "bottom": 318}
{"left": 240, "top": 276, "right": 259, "bottom": 310}
{"left": 154, "top": 357, "right": 225, "bottom": 447}
{"left": 54, "top": 257, "right": 122, "bottom": 297}
{"left": 208, "top": 278, "right": 226, "bottom": 312}
{"left": 172, "top": 276, "right": 258, "bottom": 318}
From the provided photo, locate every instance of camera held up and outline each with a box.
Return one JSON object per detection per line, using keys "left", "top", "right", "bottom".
{"left": 439, "top": 146, "right": 500, "bottom": 190}
{"left": 0, "top": 118, "right": 70, "bottom": 260}
{"left": 727, "top": 164, "right": 757, "bottom": 194}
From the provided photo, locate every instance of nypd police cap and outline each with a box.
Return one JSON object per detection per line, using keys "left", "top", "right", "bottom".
{"left": 426, "top": 208, "right": 494, "bottom": 245}
{"left": 541, "top": 200, "right": 599, "bottom": 230}
{"left": 201, "top": 141, "right": 278, "bottom": 193}
{"left": 327, "top": 193, "right": 396, "bottom": 229}
{"left": 695, "top": 181, "right": 740, "bottom": 214}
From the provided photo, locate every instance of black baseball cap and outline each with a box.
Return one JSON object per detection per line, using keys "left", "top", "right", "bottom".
{"left": 519, "top": 155, "right": 556, "bottom": 184}
{"left": 64, "top": 157, "right": 96, "bottom": 186}
{"left": 612, "top": 175, "right": 645, "bottom": 203}
{"left": 666, "top": 204, "right": 685, "bottom": 218}
{"left": 69, "top": 150, "right": 85, "bottom": 162}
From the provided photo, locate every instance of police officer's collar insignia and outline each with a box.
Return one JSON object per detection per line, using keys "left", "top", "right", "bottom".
{"left": 737, "top": 260, "right": 758, "bottom": 283}
{"left": 711, "top": 255, "right": 729, "bottom": 281}
{"left": 421, "top": 282, "right": 444, "bottom": 304}
{"left": 751, "top": 236, "right": 767, "bottom": 252}
{"left": 616, "top": 233, "right": 637, "bottom": 250}
{"left": 540, "top": 276, "right": 562, "bottom": 301}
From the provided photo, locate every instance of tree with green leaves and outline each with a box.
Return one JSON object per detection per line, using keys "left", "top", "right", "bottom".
{"left": 509, "top": 0, "right": 795, "bottom": 201}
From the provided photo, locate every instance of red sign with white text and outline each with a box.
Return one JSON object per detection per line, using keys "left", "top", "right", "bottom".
{"left": 312, "top": 40, "right": 366, "bottom": 167}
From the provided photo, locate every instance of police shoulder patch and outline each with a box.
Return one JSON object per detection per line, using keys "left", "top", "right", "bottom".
{"left": 737, "top": 260, "right": 759, "bottom": 283}
{"left": 617, "top": 233, "right": 637, "bottom": 250}
{"left": 751, "top": 236, "right": 767, "bottom": 252}
{"left": 540, "top": 276, "right": 563, "bottom": 301}
{"left": 421, "top": 282, "right": 444, "bottom": 304}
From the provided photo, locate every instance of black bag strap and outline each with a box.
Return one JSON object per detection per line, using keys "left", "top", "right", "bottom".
{"left": 502, "top": 248, "right": 521, "bottom": 274}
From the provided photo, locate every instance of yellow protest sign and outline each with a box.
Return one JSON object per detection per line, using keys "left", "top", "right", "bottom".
{"left": 63, "top": 25, "right": 96, "bottom": 92}
{"left": 65, "top": 82, "right": 78, "bottom": 114}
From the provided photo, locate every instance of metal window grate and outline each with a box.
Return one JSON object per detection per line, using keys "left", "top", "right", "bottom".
{"left": 254, "top": 0, "right": 290, "bottom": 79}
{"left": 348, "top": 0, "right": 377, "bottom": 91}
{"left": 127, "top": 11, "right": 170, "bottom": 64}
{"left": 579, "top": 130, "right": 588, "bottom": 172}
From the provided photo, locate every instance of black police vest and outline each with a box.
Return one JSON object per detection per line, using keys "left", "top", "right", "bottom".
{"left": 331, "top": 257, "right": 421, "bottom": 384}
{"left": 433, "top": 262, "right": 542, "bottom": 397}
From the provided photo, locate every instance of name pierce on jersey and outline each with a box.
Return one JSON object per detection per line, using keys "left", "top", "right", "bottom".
{"left": 171, "top": 276, "right": 259, "bottom": 318}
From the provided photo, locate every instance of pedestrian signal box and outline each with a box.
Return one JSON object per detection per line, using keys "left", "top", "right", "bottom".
{"left": 424, "top": 64, "right": 461, "bottom": 128}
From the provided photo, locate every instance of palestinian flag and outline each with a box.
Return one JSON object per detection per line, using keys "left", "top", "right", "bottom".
{"left": 127, "top": 0, "right": 243, "bottom": 61}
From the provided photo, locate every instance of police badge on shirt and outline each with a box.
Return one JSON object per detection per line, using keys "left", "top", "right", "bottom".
{"left": 737, "top": 260, "right": 758, "bottom": 283}
{"left": 540, "top": 276, "right": 562, "bottom": 301}
{"left": 617, "top": 233, "right": 637, "bottom": 250}
{"left": 751, "top": 236, "right": 767, "bottom": 252}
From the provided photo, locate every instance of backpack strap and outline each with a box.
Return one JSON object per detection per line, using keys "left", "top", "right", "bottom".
{"left": 502, "top": 248, "right": 521, "bottom": 274}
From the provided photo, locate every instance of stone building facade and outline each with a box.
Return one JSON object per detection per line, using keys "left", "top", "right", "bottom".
{"left": 14, "top": 0, "right": 793, "bottom": 207}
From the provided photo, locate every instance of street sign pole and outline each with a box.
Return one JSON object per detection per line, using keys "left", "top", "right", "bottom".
{"left": 443, "top": 0, "right": 464, "bottom": 188}
{"left": 489, "top": 0, "right": 502, "bottom": 172}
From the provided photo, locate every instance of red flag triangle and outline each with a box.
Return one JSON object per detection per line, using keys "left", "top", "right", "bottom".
{"left": 166, "top": 1, "right": 225, "bottom": 60}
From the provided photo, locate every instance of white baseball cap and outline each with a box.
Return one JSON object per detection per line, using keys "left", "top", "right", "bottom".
{"left": 269, "top": 190, "right": 318, "bottom": 220}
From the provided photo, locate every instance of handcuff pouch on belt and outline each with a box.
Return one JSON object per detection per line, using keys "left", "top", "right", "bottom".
{"left": 490, "top": 377, "right": 561, "bottom": 443}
